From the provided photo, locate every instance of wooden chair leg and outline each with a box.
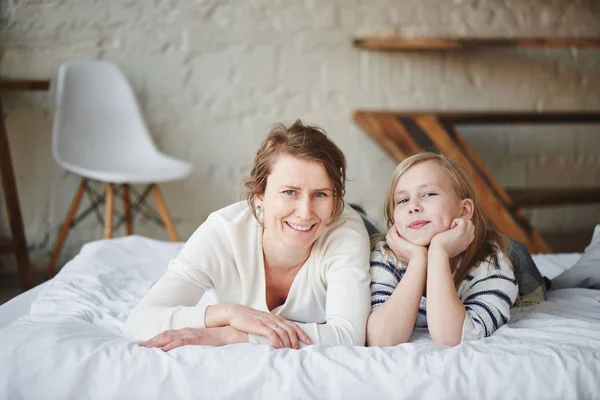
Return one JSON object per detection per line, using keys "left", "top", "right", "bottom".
{"left": 45, "top": 178, "right": 87, "bottom": 280}
{"left": 121, "top": 184, "right": 133, "bottom": 235}
{"left": 150, "top": 184, "right": 180, "bottom": 242}
{"left": 104, "top": 183, "right": 115, "bottom": 239}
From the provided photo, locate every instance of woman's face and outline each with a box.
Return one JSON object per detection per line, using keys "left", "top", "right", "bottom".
{"left": 392, "top": 160, "right": 466, "bottom": 246}
{"left": 257, "top": 154, "right": 335, "bottom": 254}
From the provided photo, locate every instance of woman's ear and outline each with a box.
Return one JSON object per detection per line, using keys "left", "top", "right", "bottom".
{"left": 460, "top": 198, "right": 475, "bottom": 220}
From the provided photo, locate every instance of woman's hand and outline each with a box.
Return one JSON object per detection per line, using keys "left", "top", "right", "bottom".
{"left": 429, "top": 218, "right": 475, "bottom": 258}
{"left": 386, "top": 226, "right": 428, "bottom": 263}
{"left": 140, "top": 326, "right": 248, "bottom": 352}
{"left": 206, "top": 304, "right": 311, "bottom": 349}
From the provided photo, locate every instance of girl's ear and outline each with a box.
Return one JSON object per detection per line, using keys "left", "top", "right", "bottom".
{"left": 460, "top": 198, "right": 475, "bottom": 220}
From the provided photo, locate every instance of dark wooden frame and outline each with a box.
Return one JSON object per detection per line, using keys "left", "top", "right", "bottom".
{"left": 0, "top": 79, "right": 51, "bottom": 289}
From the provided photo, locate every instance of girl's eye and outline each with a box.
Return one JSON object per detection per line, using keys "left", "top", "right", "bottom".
{"left": 423, "top": 192, "right": 437, "bottom": 198}
{"left": 396, "top": 199, "right": 408, "bottom": 204}
{"left": 284, "top": 190, "right": 296, "bottom": 196}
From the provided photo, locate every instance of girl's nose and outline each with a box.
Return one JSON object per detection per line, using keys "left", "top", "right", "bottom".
{"left": 408, "top": 200, "right": 422, "bottom": 214}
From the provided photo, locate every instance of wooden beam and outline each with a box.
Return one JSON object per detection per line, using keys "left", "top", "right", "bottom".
{"left": 353, "top": 109, "right": 555, "bottom": 253}
{"left": 354, "top": 36, "right": 600, "bottom": 51}
{"left": 353, "top": 111, "right": 419, "bottom": 161}
{"left": 354, "top": 110, "right": 600, "bottom": 125}
{"left": 412, "top": 115, "right": 551, "bottom": 253}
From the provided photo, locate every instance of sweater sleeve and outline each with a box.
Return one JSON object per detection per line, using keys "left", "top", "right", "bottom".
{"left": 460, "top": 251, "right": 519, "bottom": 342}
{"left": 249, "top": 208, "right": 371, "bottom": 346}
{"left": 369, "top": 242, "right": 406, "bottom": 310}
{"left": 123, "top": 214, "right": 226, "bottom": 341}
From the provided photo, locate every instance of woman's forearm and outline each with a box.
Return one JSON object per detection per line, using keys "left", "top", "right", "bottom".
{"left": 204, "top": 304, "right": 235, "bottom": 328}
{"left": 367, "top": 254, "right": 427, "bottom": 347}
{"left": 426, "top": 246, "right": 466, "bottom": 346}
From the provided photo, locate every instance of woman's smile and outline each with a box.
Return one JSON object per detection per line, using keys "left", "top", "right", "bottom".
{"left": 285, "top": 221, "right": 316, "bottom": 232}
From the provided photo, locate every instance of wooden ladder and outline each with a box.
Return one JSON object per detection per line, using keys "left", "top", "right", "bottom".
{"left": 354, "top": 110, "right": 600, "bottom": 254}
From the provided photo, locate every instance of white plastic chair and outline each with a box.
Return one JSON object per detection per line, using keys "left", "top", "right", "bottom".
{"left": 46, "top": 60, "right": 192, "bottom": 278}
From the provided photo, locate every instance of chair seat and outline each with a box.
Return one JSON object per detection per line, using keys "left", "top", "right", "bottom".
{"left": 57, "top": 153, "right": 192, "bottom": 184}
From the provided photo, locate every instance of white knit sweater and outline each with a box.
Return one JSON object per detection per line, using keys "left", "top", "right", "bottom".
{"left": 124, "top": 201, "right": 371, "bottom": 346}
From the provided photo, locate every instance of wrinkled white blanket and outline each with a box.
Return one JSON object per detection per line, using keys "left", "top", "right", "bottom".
{"left": 1, "top": 236, "right": 599, "bottom": 400}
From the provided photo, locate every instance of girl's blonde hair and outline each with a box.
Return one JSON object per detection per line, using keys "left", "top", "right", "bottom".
{"left": 373, "top": 151, "right": 512, "bottom": 288}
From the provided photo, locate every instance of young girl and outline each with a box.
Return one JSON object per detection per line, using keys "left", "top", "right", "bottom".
{"left": 367, "top": 152, "right": 518, "bottom": 347}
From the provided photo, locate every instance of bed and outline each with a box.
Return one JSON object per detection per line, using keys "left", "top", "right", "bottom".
{"left": 1, "top": 235, "right": 599, "bottom": 400}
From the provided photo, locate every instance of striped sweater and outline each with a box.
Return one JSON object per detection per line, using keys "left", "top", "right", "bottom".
{"left": 370, "top": 241, "right": 519, "bottom": 342}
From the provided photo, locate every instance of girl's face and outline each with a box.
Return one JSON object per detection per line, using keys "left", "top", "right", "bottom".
{"left": 392, "top": 160, "right": 470, "bottom": 246}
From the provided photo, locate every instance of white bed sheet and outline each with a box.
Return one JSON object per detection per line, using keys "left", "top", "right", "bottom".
{"left": 1, "top": 236, "right": 599, "bottom": 400}
{"left": 0, "top": 282, "right": 49, "bottom": 330}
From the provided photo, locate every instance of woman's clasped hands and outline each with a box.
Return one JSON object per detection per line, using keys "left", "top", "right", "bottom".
{"left": 141, "top": 304, "right": 311, "bottom": 351}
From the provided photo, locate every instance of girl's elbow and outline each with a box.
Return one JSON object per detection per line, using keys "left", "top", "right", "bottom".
{"left": 430, "top": 332, "right": 461, "bottom": 347}
{"left": 366, "top": 331, "right": 410, "bottom": 347}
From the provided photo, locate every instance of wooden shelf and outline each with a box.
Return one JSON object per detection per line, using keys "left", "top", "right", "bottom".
{"left": 507, "top": 188, "right": 600, "bottom": 208}
{"left": 0, "top": 79, "right": 51, "bottom": 92}
{"left": 353, "top": 37, "right": 600, "bottom": 51}
{"left": 354, "top": 110, "right": 600, "bottom": 125}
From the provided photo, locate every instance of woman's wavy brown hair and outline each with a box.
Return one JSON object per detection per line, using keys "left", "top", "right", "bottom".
{"left": 242, "top": 120, "right": 347, "bottom": 223}
{"left": 372, "top": 152, "right": 512, "bottom": 288}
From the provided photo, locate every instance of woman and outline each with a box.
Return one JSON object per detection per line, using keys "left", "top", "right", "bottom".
{"left": 124, "top": 120, "right": 371, "bottom": 350}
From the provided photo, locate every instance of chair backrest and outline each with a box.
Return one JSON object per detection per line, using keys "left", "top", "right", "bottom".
{"left": 52, "top": 60, "right": 159, "bottom": 171}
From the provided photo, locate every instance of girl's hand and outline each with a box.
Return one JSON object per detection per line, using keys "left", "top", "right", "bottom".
{"left": 141, "top": 326, "right": 247, "bottom": 352}
{"left": 430, "top": 218, "right": 475, "bottom": 257}
{"left": 386, "top": 226, "right": 428, "bottom": 263}
{"left": 218, "top": 304, "right": 311, "bottom": 349}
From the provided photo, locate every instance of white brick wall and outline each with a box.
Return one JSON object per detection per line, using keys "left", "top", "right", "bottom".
{"left": 1, "top": 0, "right": 599, "bottom": 272}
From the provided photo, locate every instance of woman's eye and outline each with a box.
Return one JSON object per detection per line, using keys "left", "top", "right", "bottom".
{"left": 315, "top": 192, "right": 327, "bottom": 198}
{"left": 284, "top": 190, "right": 296, "bottom": 196}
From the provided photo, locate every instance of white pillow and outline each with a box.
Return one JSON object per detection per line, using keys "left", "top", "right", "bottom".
{"left": 551, "top": 224, "right": 600, "bottom": 290}
{"left": 585, "top": 224, "right": 600, "bottom": 253}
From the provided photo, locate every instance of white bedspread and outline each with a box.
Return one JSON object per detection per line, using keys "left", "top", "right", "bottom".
{"left": 1, "top": 236, "right": 599, "bottom": 400}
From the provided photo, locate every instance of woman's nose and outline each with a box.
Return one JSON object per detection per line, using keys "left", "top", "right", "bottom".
{"left": 296, "top": 197, "right": 313, "bottom": 219}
